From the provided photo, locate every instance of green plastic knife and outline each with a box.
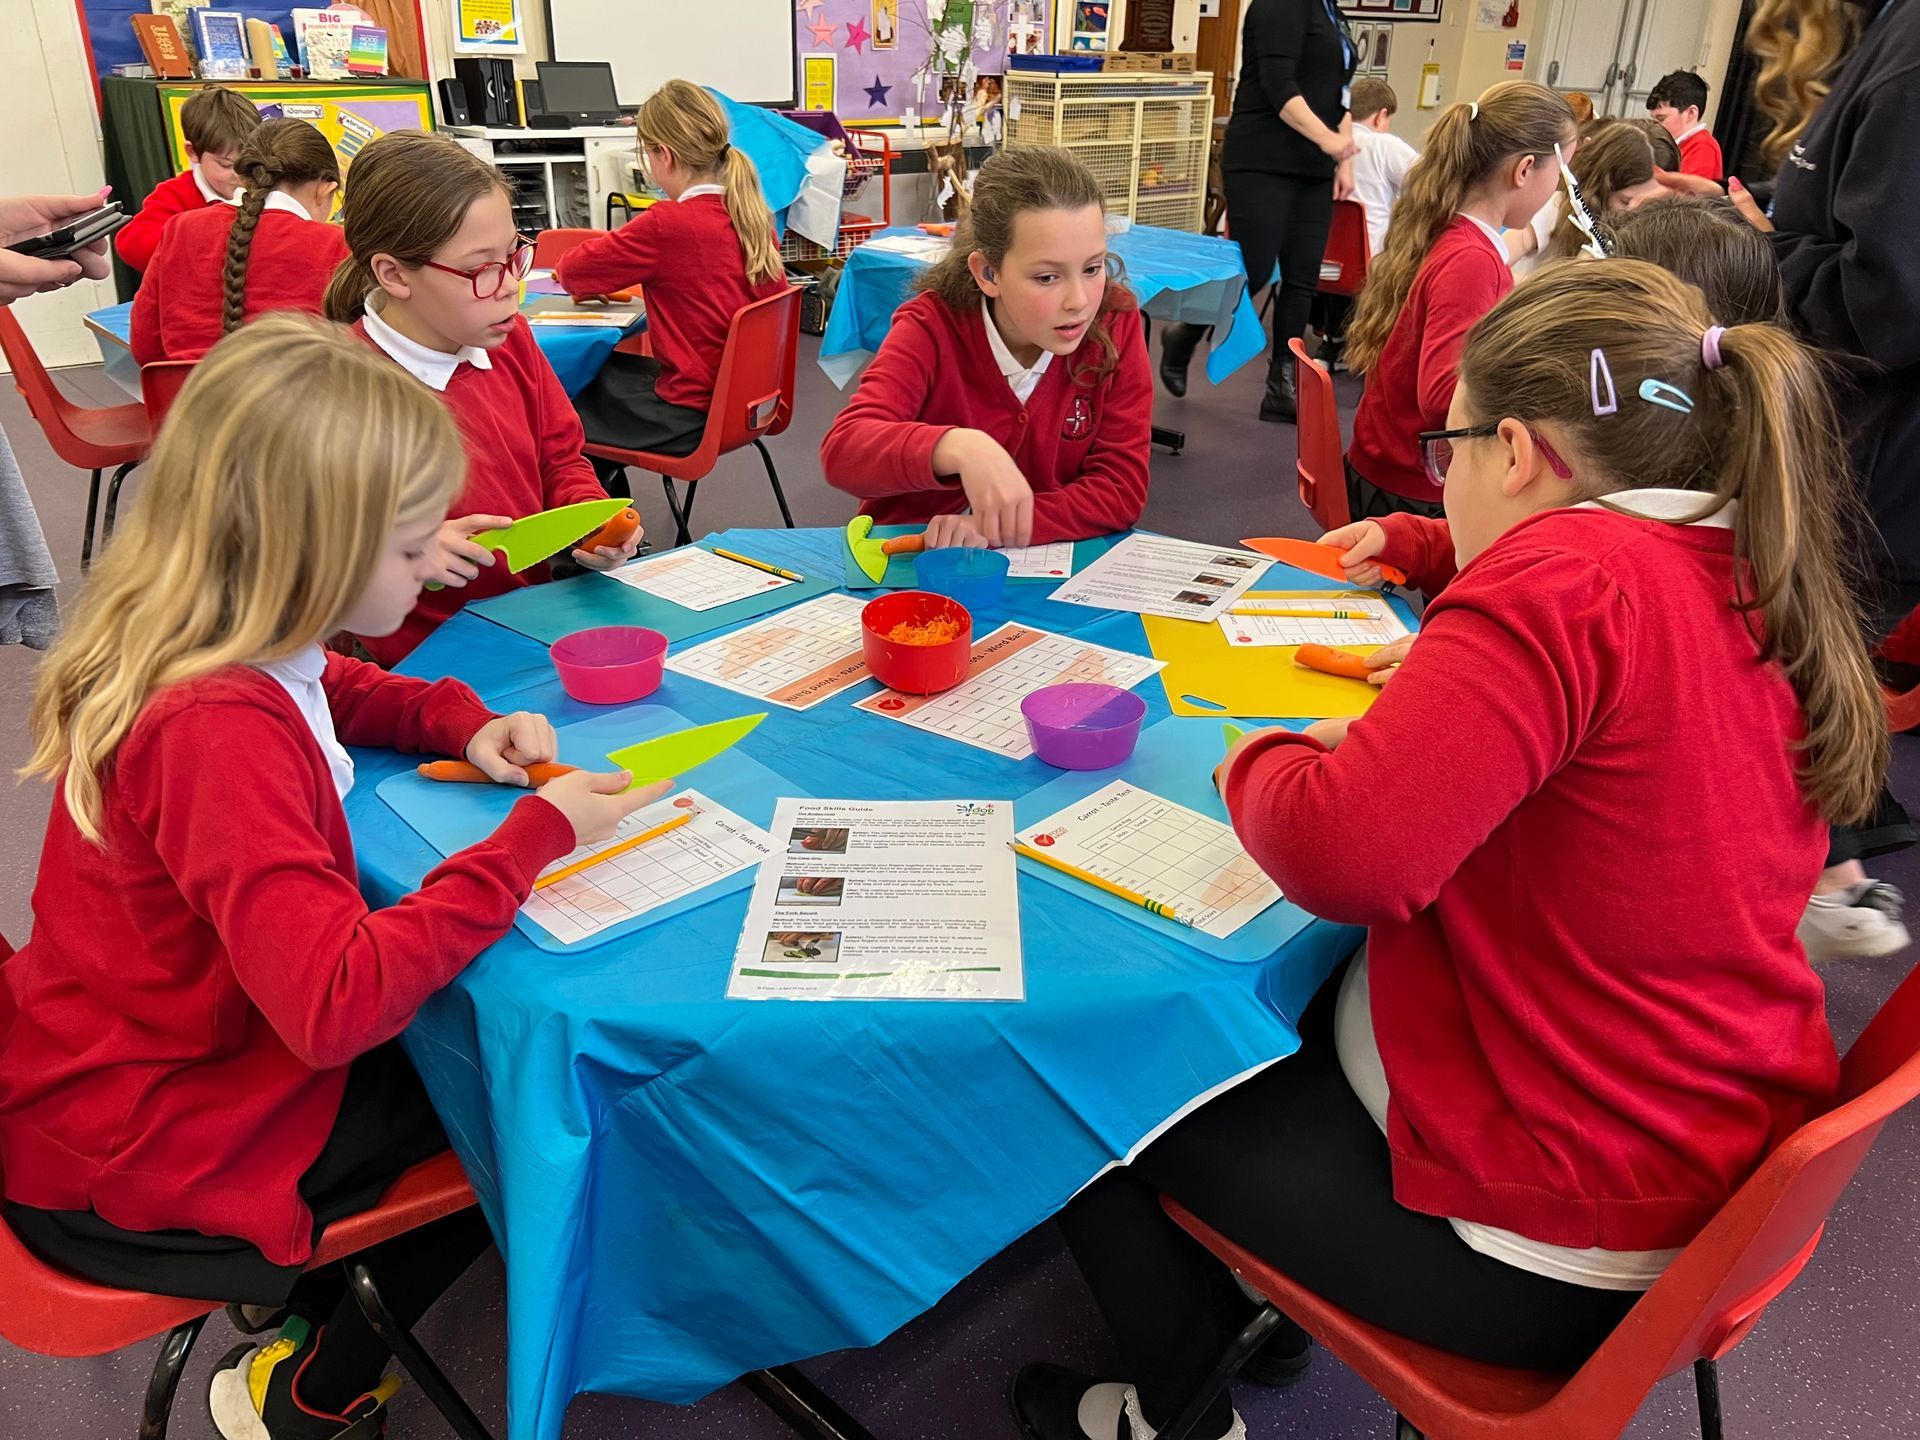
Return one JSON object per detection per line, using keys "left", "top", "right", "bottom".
{"left": 1222, "top": 723, "right": 1247, "bottom": 747}
{"left": 605, "top": 714, "right": 766, "bottom": 789}
{"left": 425, "top": 498, "right": 633, "bottom": 590}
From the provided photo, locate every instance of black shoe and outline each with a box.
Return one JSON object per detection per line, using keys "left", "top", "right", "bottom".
{"left": 1010, "top": 1362, "right": 1122, "bottom": 1440}
{"left": 1238, "top": 1314, "right": 1313, "bottom": 1387}
{"left": 1158, "top": 323, "right": 1203, "bottom": 399}
{"left": 1259, "top": 355, "right": 1298, "bottom": 423}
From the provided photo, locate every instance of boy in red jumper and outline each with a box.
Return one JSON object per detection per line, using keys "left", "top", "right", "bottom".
{"left": 1012, "top": 262, "right": 1885, "bottom": 1440}
{"left": 131, "top": 118, "right": 346, "bottom": 365}
{"left": 323, "top": 132, "right": 642, "bottom": 666}
{"left": 0, "top": 319, "right": 671, "bottom": 1440}
{"left": 116, "top": 85, "right": 260, "bottom": 274}
{"left": 1344, "top": 82, "right": 1576, "bottom": 522}
{"left": 820, "top": 146, "right": 1152, "bottom": 550}
{"left": 554, "top": 80, "right": 787, "bottom": 457}
{"left": 1648, "top": 70, "right": 1725, "bottom": 183}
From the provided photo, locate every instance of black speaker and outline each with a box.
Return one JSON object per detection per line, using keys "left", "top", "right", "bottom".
{"left": 436, "top": 78, "right": 471, "bottom": 126}
{"left": 520, "top": 78, "right": 544, "bottom": 117}
{"left": 454, "top": 58, "right": 518, "bottom": 126}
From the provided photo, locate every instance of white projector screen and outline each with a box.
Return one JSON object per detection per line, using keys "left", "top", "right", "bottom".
{"left": 544, "top": 0, "right": 799, "bottom": 108}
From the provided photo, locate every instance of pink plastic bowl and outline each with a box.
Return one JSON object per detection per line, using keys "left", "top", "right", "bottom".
{"left": 550, "top": 626, "right": 668, "bottom": 705}
{"left": 1020, "top": 683, "right": 1146, "bottom": 769}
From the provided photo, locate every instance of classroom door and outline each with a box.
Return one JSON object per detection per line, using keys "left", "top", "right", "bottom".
{"left": 1194, "top": 0, "right": 1243, "bottom": 124}
{"left": 1537, "top": 0, "right": 1716, "bottom": 118}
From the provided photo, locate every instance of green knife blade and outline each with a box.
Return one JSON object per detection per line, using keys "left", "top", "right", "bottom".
{"left": 605, "top": 714, "right": 766, "bottom": 788}
{"left": 474, "top": 498, "right": 634, "bottom": 573}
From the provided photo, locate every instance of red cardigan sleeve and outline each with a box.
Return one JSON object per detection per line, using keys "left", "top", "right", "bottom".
{"left": 1030, "top": 307, "right": 1152, "bottom": 543}
{"left": 321, "top": 652, "right": 494, "bottom": 754}
{"left": 117, "top": 174, "right": 193, "bottom": 274}
{"left": 128, "top": 237, "right": 168, "bottom": 366}
{"left": 122, "top": 699, "right": 577, "bottom": 1071}
{"left": 554, "top": 210, "right": 664, "bottom": 297}
{"left": 1223, "top": 546, "right": 1626, "bottom": 924}
{"left": 1377, "top": 512, "right": 1459, "bottom": 593}
{"left": 1415, "top": 247, "right": 1510, "bottom": 426}
{"left": 819, "top": 307, "right": 959, "bottom": 500}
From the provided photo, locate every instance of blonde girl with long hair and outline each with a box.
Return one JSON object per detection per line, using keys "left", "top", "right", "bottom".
{"left": 1344, "top": 81, "right": 1576, "bottom": 522}
{"left": 554, "top": 80, "right": 788, "bottom": 458}
{"left": 820, "top": 145, "right": 1151, "bottom": 550}
{"left": 325, "top": 130, "right": 638, "bottom": 667}
{"left": 129, "top": 117, "right": 347, "bottom": 365}
{"left": 1018, "top": 261, "right": 1882, "bottom": 1440}
{"left": 0, "top": 317, "right": 666, "bottom": 1440}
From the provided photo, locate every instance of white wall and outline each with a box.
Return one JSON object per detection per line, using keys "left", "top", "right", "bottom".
{"left": 420, "top": 0, "right": 554, "bottom": 81}
{"left": 5, "top": 0, "right": 114, "bottom": 370}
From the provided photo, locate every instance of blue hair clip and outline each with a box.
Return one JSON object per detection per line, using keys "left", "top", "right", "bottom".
{"left": 1638, "top": 377, "right": 1695, "bottom": 414}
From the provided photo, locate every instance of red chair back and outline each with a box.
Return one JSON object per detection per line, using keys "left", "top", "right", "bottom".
{"left": 707, "top": 285, "right": 803, "bottom": 451}
{"left": 0, "top": 309, "right": 147, "bottom": 471}
{"left": 141, "top": 360, "right": 196, "bottom": 432}
{"left": 1318, "top": 199, "right": 1371, "bottom": 298}
{"left": 1165, "top": 960, "right": 1920, "bottom": 1438}
{"left": 532, "top": 227, "right": 599, "bottom": 271}
{"left": 1288, "top": 337, "right": 1350, "bottom": 531}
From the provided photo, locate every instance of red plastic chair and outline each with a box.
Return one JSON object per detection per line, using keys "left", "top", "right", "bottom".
{"left": 139, "top": 360, "right": 195, "bottom": 435}
{"left": 0, "top": 941, "right": 495, "bottom": 1439}
{"left": 0, "top": 306, "right": 150, "bottom": 570}
{"left": 1289, "top": 336, "right": 1351, "bottom": 531}
{"left": 584, "top": 285, "right": 803, "bottom": 546}
{"left": 1319, "top": 198, "right": 1372, "bottom": 298}
{"left": 531, "top": 225, "right": 598, "bottom": 271}
{"left": 1158, "top": 959, "right": 1920, "bottom": 1440}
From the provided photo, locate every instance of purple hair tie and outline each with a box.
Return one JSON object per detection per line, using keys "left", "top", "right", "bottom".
{"left": 1701, "top": 326, "right": 1727, "bottom": 371}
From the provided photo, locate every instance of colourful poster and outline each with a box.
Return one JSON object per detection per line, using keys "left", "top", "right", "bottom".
{"left": 160, "top": 83, "right": 433, "bottom": 197}
{"left": 872, "top": 0, "right": 898, "bottom": 48}
{"left": 454, "top": 0, "right": 524, "bottom": 53}
{"left": 803, "top": 54, "right": 837, "bottom": 111}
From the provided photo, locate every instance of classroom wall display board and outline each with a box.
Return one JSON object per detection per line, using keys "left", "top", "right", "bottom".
{"left": 545, "top": 0, "right": 799, "bottom": 108}
{"left": 156, "top": 80, "right": 433, "bottom": 175}
{"left": 793, "top": 0, "right": 1013, "bottom": 123}
{"left": 1339, "top": 0, "right": 1441, "bottom": 20}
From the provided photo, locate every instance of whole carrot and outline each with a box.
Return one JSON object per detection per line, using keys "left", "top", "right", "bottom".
{"left": 578, "top": 506, "right": 640, "bottom": 554}
{"left": 416, "top": 760, "right": 579, "bottom": 786}
{"left": 1294, "top": 644, "right": 1375, "bottom": 682}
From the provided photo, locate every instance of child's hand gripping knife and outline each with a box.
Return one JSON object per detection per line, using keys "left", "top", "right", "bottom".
{"left": 430, "top": 513, "right": 512, "bottom": 589}
{"left": 1318, "top": 519, "right": 1407, "bottom": 587}
{"left": 571, "top": 505, "right": 644, "bottom": 571}
{"left": 538, "top": 770, "right": 678, "bottom": 846}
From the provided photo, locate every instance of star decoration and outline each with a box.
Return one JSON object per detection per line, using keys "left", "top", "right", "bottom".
{"left": 864, "top": 75, "right": 892, "bottom": 108}
{"left": 844, "top": 16, "right": 870, "bottom": 52}
{"left": 795, "top": 0, "right": 824, "bottom": 14}
{"left": 807, "top": 16, "right": 837, "bottom": 45}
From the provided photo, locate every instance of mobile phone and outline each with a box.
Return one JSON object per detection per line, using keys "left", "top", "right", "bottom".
{"left": 6, "top": 203, "right": 129, "bottom": 261}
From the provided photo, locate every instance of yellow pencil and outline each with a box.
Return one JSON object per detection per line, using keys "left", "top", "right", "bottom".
{"left": 533, "top": 811, "right": 694, "bottom": 892}
{"left": 711, "top": 547, "right": 805, "bottom": 583}
{"left": 1010, "top": 841, "right": 1193, "bottom": 927}
{"left": 1228, "top": 606, "right": 1373, "bottom": 619}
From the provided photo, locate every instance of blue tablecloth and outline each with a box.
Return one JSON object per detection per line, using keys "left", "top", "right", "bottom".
{"left": 345, "top": 526, "right": 1364, "bottom": 1440}
{"left": 819, "top": 226, "right": 1267, "bottom": 388}
{"left": 84, "top": 298, "right": 635, "bottom": 399}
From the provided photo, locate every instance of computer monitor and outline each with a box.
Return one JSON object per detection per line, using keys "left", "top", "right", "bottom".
{"left": 535, "top": 62, "right": 623, "bottom": 123}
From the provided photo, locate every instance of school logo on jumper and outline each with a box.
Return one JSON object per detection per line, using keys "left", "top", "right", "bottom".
{"left": 1062, "top": 395, "right": 1095, "bottom": 441}
{"left": 1787, "top": 143, "right": 1817, "bottom": 172}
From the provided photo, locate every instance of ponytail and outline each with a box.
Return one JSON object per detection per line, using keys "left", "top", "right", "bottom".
{"left": 636, "top": 80, "right": 783, "bottom": 286}
{"left": 220, "top": 119, "right": 341, "bottom": 335}
{"left": 1458, "top": 260, "right": 1885, "bottom": 823}
{"left": 323, "top": 255, "right": 377, "bottom": 323}
{"left": 1346, "top": 81, "right": 1575, "bottom": 376}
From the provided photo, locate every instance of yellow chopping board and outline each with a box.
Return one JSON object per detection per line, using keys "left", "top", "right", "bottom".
{"left": 1142, "top": 591, "right": 1390, "bottom": 719}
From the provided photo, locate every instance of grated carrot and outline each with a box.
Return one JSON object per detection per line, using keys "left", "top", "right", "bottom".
{"left": 886, "top": 616, "right": 963, "bottom": 645}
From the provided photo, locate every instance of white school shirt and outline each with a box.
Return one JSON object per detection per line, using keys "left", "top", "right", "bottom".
{"left": 1349, "top": 126, "right": 1419, "bottom": 258}
{"left": 1459, "top": 212, "right": 1508, "bottom": 263}
{"left": 676, "top": 183, "right": 726, "bottom": 202}
{"left": 360, "top": 294, "right": 494, "bottom": 393}
{"left": 1332, "top": 486, "right": 1741, "bottom": 1291}
{"left": 255, "top": 644, "right": 355, "bottom": 801}
{"left": 191, "top": 164, "right": 243, "bottom": 207}
{"left": 982, "top": 298, "right": 1053, "bottom": 402}
{"left": 259, "top": 191, "right": 312, "bottom": 221}
{"left": 1509, "top": 193, "right": 1564, "bottom": 282}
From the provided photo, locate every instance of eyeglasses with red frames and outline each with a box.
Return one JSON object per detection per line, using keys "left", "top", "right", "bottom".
{"left": 1416, "top": 422, "right": 1575, "bottom": 489}
{"left": 418, "top": 236, "right": 535, "bottom": 300}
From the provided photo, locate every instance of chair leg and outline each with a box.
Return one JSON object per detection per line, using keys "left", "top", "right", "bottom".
{"left": 1394, "top": 1418, "right": 1425, "bottom": 1440}
{"left": 592, "top": 457, "right": 632, "bottom": 499}
{"left": 752, "top": 439, "right": 796, "bottom": 529}
{"left": 103, "top": 461, "right": 138, "bottom": 545}
{"left": 137, "top": 1314, "right": 206, "bottom": 1440}
{"left": 82, "top": 467, "right": 102, "bottom": 571}
{"left": 1157, "top": 1302, "right": 1286, "bottom": 1440}
{"left": 660, "top": 475, "right": 697, "bottom": 547}
{"left": 1695, "top": 1358, "right": 1725, "bottom": 1440}
{"left": 345, "top": 1258, "right": 496, "bottom": 1440}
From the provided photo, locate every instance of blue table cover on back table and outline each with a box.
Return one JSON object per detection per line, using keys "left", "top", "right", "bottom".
{"left": 345, "top": 527, "right": 1361, "bottom": 1440}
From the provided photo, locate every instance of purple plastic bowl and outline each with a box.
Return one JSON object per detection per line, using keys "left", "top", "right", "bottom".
{"left": 550, "top": 626, "right": 668, "bottom": 705}
{"left": 1020, "top": 683, "right": 1146, "bottom": 769}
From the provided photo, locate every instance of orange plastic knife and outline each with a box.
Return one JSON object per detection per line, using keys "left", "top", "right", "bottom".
{"left": 1241, "top": 536, "right": 1407, "bottom": 588}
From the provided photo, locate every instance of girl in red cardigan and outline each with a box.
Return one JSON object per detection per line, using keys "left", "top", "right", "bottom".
{"left": 324, "top": 132, "right": 643, "bottom": 666}
{"left": 131, "top": 118, "right": 346, "bottom": 365}
{"left": 553, "top": 80, "right": 787, "bottom": 457}
{"left": 1012, "top": 262, "right": 1885, "bottom": 1440}
{"left": 0, "top": 318, "right": 668, "bottom": 1440}
{"left": 820, "top": 145, "right": 1152, "bottom": 549}
{"left": 1344, "top": 82, "right": 1576, "bottom": 523}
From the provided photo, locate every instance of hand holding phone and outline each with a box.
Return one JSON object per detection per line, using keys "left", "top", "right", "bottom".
{"left": 1, "top": 192, "right": 117, "bottom": 304}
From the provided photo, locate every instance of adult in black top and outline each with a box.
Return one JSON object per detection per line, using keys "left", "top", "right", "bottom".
{"left": 1159, "top": 0, "right": 1356, "bottom": 422}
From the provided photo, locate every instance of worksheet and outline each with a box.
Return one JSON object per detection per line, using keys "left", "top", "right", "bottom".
{"left": 729, "top": 797, "right": 1024, "bottom": 1001}
{"left": 1017, "top": 781, "right": 1283, "bottom": 940}
{"left": 999, "top": 541, "right": 1078, "bottom": 579}
{"left": 1216, "top": 591, "right": 1409, "bottom": 649}
{"left": 1049, "top": 534, "right": 1268, "bottom": 621}
{"left": 666, "top": 593, "right": 872, "bottom": 709}
{"left": 854, "top": 624, "right": 1162, "bottom": 759}
{"left": 604, "top": 546, "right": 796, "bottom": 612}
{"left": 523, "top": 789, "right": 775, "bottom": 945}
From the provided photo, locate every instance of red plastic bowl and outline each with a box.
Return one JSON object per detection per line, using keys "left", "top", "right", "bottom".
{"left": 550, "top": 626, "right": 668, "bottom": 705}
{"left": 861, "top": 591, "right": 973, "bottom": 695}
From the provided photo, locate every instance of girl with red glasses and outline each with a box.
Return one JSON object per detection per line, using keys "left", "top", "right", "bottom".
{"left": 324, "top": 132, "right": 640, "bottom": 665}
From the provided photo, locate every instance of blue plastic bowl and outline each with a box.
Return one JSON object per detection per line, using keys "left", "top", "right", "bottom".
{"left": 914, "top": 547, "right": 1010, "bottom": 610}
